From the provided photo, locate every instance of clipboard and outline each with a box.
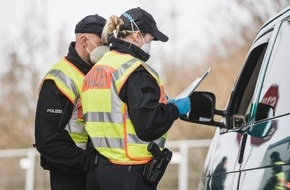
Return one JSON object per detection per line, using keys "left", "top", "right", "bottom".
{"left": 175, "top": 67, "right": 212, "bottom": 99}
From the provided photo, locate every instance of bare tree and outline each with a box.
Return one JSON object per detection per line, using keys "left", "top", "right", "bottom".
{"left": 0, "top": 0, "right": 68, "bottom": 148}
{"left": 160, "top": 1, "right": 290, "bottom": 140}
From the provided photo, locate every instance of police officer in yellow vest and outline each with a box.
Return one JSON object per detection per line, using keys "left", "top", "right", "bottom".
{"left": 35, "top": 14, "right": 107, "bottom": 190}
{"left": 263, "top": 151, "right": 286, "bottom": 190}
{"left": 81, "top": 7, "right": 191, "bottom": 190}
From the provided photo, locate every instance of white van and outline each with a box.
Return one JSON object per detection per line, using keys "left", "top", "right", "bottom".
{"left": 181, "top": 6, "right": 290, "bottom": 190}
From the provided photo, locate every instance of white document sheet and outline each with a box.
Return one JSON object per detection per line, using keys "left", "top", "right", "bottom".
{"left": 175, "top": 67, "right": 212, "bottom": 99}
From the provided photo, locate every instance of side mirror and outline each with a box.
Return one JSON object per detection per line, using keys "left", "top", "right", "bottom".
{"left": 255, "top": 103, "right": 274, "bottom": 122}
{"left": 248, "top": 103, "right": 275, "bottom": 138}
{"left": 180, "top": 91, "right": 224, "bottom": 128}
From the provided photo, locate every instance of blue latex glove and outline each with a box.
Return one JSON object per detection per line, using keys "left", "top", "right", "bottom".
{"left": 173, "top": 97, "right": 191, "bottom": 115}
{"left": 167, "top": 98, "right": 176, "bottom": 104}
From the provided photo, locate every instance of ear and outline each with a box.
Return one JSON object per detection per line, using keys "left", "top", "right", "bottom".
{"left": 133, "top": 31, "right": 141, "bottom": 40}
{"left": 80, "top": 35, "right": 87, "bottom": 46}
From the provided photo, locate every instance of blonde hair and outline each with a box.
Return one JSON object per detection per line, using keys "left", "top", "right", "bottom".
{"left": 102, "top": 15, "right": 134, "bottom": 44}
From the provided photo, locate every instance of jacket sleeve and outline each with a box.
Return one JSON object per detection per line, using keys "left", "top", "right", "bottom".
{"left": 34, "top": 80, "right": 96, "bottom": 173}
{"left": 119, "top": 67, "right": 179, "bottom": 141}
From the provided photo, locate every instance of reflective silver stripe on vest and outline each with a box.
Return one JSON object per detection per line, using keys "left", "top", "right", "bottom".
{"left": 90, "top": 137, "right": 124, "bottom": 148}
{"left": 84, "top": 57, "right": 144, "bottom": 121}
{"left": 76, "top": 143, "right": 87, "bottom": 150}
{"left": 112, "top": 58, "right": 139, "bottom": 81}
{"left": 47, "top": 68, "right": 85, "bottom": 149}
{"left": 111, "top": 59, "right": 165, "bottom": 148}
{"left": 111, "top": 58, "right": 160, "bottom": 84}
{"left": 142, "top": 62, "right": 159, "bottom": 79}
{"left": 46, "top": 69, "right": 79, "bottom": 100}
{"left": 90, "top": 135, "right": 165, "bottom": 149}
{"left": 66, "top": 99, "right": 86, "bottom": 133}
{"left": 86, "top": 58, "right": 165, "bottom": 151}
{"left": 84, "top": 111, "right": 123, "bottom": 124}
{"left": 127, "top": 134, "right": 166, "bottom": 148}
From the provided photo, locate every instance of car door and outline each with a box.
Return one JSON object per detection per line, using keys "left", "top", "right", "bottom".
{"left": 198, "top": 24, "right": 273, "bottom": 190}
{"left": 238, "top": 17, "right": 290, "bottom": 190}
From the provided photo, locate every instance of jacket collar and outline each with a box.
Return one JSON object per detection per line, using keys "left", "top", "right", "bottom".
{"left": 65, "top": 42, "right": 92, "bottom": 74}
{"left": 110, "top": 38, "right": 150, "bottom": 62}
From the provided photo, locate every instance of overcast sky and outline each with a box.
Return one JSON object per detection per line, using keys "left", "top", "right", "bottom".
{"left": 0, "top": 0, "right": 212, "bottom": 39}
{"left": 0, "top": 0, "right": 254, "bottom": 74}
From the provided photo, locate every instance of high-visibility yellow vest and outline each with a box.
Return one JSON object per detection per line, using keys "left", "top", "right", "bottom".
{"left": 82, "top": 51, "right": 167, "bottom": 165}
{"left": 275, "top": 172, "right": 285, "bottom": 190}
{"left": 273, "top": 161, "right": 286, "bottom": 190}
{"left": 41, "top": 58, "right": 88, "bottom": 149}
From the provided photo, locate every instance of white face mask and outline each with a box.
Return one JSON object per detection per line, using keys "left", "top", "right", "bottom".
{"left": 140, "top": 35, "right": 151, "bottom": 55}
{"left": 85, "top": 36, "right": 99, "bottom": 63}
{"left": 122, "top": 14, "right": 152, "bottom": 56}
{"left": 141, "top": 43, "right": 151, "bottom": 55}
{"left": 89, "top": 45, "right": 110, "bottom": 64}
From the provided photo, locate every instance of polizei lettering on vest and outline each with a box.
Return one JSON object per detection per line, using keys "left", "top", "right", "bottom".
{"left": 84, "top": 66, "right": 113, "bottom": 89}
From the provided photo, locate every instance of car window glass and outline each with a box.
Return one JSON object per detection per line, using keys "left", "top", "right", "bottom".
{"left": 230, "top": 31, "right": 272, "bottom": 129}
{"left": 258, "top": 19, "right": 290, "bottom": 118}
